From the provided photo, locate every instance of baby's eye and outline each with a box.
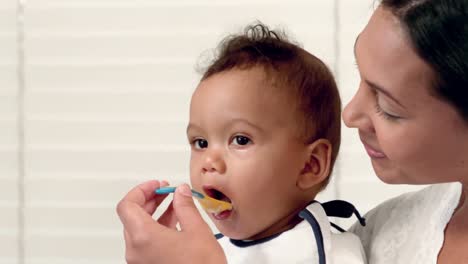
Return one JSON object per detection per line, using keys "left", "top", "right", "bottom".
{"left": 193, "top": 139, "right": 208, "bottom": 149}
{"left": 231, "top": 135, "right": 252, "bottom": 146}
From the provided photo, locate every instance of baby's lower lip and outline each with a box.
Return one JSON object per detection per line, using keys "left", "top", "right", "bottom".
{"left": 212, "top": 210, "right": 232, "bottom": 220}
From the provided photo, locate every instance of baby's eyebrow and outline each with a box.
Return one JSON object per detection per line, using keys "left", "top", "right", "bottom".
{"left": 186, "top": 118, "right": 265, "bottom": 136}
{"left": 228, "top": 118, "right": 264, "bottom": 132}
{"left": 186, "top": 123, "right": 203, "bottom": 134}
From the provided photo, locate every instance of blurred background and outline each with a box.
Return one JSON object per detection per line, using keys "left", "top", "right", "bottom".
{"left": 0, "top": 0, "right": 425, "bottom": 263}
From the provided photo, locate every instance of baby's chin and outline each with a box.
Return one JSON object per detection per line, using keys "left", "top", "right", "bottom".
{"left": 212, "top": 219, "right": 255, "bottom": 240}
{"left": 219, "top": 228, "right": 258, "bottom": 240}
{"left": 216, "top": 221, "right": 283, "bottom": 241}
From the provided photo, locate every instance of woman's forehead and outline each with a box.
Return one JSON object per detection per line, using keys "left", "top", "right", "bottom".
{"left": 355, "top": 6, "right": 436, "bottom": 107}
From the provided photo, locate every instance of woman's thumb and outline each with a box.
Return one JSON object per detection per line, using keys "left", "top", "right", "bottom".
{"left": 173, "top": 184, "right": 211, "bottom": 232}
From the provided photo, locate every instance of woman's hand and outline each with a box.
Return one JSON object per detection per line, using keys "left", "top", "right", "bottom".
{"left": 116, "top": 180, "right": 227, "bottom": 264}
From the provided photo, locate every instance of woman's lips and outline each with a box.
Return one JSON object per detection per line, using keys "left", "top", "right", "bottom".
{"left": 362, "top": 141, "right": 387, "bottom": 159}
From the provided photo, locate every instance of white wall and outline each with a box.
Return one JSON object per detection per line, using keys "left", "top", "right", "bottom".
{"left": 0, "top": 0, "right": 424, "bottom": 263}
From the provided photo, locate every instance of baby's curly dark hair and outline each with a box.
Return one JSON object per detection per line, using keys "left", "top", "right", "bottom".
{"left": 201, "top": 23, "right": 342, "bottom": 185}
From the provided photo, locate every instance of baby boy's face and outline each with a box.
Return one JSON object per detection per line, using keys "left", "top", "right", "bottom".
{"left": 187, "top": 66, "right": 310, "bottom": 240}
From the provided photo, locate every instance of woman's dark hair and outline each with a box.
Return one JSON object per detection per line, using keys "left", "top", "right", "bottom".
{"left": 380, "top": 0, "right": 468, "bottom": 122}
{"left": 201, "top": 23, "right": 342, "bottom": 183}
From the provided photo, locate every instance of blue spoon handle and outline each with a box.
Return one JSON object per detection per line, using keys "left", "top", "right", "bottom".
{"left": 155, "top": 186, "right": 204, "bottom": 199}
{"left": 155, "top": 186, "right": 176, "bottom": 194}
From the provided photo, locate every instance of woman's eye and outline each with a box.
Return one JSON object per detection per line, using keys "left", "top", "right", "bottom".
{"left": 375, "top": 104, "right": 401, "bottom": 121}
{"left": 231, "top": 136, "right": 251, "bottom": 146}
{"left": 193, "top": 139, "right": 208, "bottom": 149}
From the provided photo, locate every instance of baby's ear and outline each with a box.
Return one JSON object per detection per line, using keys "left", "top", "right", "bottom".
{"left": 296, "top": 139, "right": 332, "bottom": 190}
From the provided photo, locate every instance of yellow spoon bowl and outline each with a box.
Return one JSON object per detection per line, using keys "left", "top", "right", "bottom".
{"left": 155, "top": 186, "right": 233, "bottom": 214}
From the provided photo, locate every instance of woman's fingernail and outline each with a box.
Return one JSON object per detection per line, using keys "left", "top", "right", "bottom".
{"left": 161, "top": 180, "right": 169, "bottom": 186}
{"left": 178, "top": 184, "right": 193, "bottom": 197}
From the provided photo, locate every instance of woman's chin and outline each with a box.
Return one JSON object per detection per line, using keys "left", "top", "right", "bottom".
{"left": 376, "top": 173, "right": 404, "bottom": 184}
{"left": 371, "top": 162, "right": 406, "bottom": 184}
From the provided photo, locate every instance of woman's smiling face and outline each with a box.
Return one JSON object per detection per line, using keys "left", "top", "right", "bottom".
{"left": 343, "top": 6, "right": 468, "bottom": 185}
{"left": 187, "top": 67, "right": 310, "bottom": 240}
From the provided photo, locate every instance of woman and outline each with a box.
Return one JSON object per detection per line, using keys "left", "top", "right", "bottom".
{"left": 116, "top": 0, "right": 468, "bottom": 263}
{"left": 344, "top": 1, "right": 467, "bottom": 263}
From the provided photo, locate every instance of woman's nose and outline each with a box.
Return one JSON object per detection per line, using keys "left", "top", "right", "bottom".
{"left": 202, "top": 148, "right": 226, "bottom": 174}
{"left": 342, "top": 85, "right": 374, "bottom": 133}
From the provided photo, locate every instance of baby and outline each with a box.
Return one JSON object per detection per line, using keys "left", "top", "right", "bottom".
{"left": 184, "top": 23, "right": 366, "bottom": 263}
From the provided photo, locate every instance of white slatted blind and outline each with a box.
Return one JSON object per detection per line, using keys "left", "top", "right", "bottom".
{"left": 24, "top": 1, "right": 336, "bottom": 263}
{"left": 0, "top": 0, "right": 425, "bottom": 263}
{"left": 0, "top": 1, "right": 19, "bottom": 263}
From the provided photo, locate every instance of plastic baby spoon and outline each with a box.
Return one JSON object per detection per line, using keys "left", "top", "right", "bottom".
{"left": 155, "top": 186, "right": 233, "bottom": 214}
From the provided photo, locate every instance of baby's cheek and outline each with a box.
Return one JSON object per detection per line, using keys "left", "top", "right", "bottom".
{"left": 189, "top": 168, "right": 201, "bottom": 186}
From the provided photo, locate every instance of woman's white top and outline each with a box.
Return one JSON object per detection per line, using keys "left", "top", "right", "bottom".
{"left": 350, "top": 182, "right": 462, "bottom": 264}
{"left": 218, "top": 202, "right": 367, "bottom": 264}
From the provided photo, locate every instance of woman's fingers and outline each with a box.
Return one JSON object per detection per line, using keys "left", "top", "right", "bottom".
{"left": 121, "top": 180, "right": 162, "bottom": 207}
{"left": 142, "top": 180, "right": 170, "bottom": 215}
{"left": 118, "top": 181, "right": 227, "bottom": 264}
{"left": 117, "top": 180, "right": 162, "bottom": 235}
{"left": 157, "top": 201, "right": 178, "bottom": 229}
{"left": 173, "top": 184, "right": 212, "bottom": 233}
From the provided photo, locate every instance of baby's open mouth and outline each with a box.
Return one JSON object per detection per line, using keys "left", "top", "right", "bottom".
{"left": 203, "top": 186, "right": 232, "bottom": 204}
{"left": 202, "top": 186, "right": 233, "bottom": 220}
